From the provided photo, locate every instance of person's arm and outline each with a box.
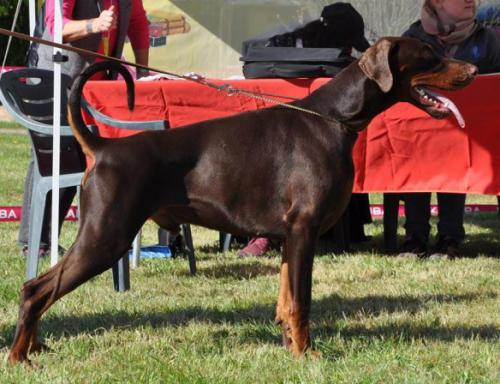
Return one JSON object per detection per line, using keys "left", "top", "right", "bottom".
{"left": 45, "top": 0, "right": 117, "bottom": 43}
{"left": 128, "top": 0, "right": 150, "bottom": 77}
{"left": 62, "top": 6, "right": 117, "bottom": 42}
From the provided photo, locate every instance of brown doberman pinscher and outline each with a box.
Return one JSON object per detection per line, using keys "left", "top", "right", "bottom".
{"left": 9, "top": 37, "right": 477, "bottom": 363}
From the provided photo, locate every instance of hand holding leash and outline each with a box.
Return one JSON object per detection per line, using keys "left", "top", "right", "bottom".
{"left": 92, "top": 5, "right": 117, "bottom": 34}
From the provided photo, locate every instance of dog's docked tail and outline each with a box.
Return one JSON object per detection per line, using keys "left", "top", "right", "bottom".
{"left": 68, "top": 60, "right": 135, "bottom": 159}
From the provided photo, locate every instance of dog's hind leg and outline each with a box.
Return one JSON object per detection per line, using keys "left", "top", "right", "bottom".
{"left": 278, "top": 209, "right": 319, "bottom": 357}
{"left": 8, "top": 231, "right": 133, "bottom": 364}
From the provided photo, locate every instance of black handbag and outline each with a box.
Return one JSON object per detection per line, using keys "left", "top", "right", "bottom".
{"left": 240, "top": 46, "right": 353, "bottom": 79}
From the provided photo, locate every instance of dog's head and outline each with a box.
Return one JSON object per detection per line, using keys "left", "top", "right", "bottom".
{"left": 359, "top": 37, "right": 477, "bottom": 123}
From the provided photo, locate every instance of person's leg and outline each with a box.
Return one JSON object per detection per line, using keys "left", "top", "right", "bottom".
{"left": 348, "top": 193, "right": 372, "bottom": 242}
{"left": 431, "top": 193, "right": 466, "bottom": 258}
{"left": 403, "top": 192, "right": 431, "bottom": 243}
{"left": 40, "top": 187, "right": 77, "bottom": 249}
{"left": 58, "top": 187, "right": 77, "bottom": 229}
{"left": 399, "top": 192, "right": 431, "bottom": 256}
{"left": 436, "top": 193, "right": 466, "bottom": 241}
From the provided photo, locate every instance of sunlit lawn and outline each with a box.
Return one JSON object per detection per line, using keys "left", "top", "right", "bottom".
{"left": 0, "top": 129, "right": 498, "bottom": 383}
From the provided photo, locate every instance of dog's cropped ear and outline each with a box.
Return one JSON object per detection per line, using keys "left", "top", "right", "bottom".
{"left": 358, "top": 38, "right": 394, "bottom": 93}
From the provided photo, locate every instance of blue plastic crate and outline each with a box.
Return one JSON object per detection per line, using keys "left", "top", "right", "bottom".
{"left": 129, "top": 245, "right": 172, "bottom": 259}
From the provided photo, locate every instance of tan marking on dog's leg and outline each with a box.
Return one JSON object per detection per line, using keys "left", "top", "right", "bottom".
{"left": 67, "top": 108, "right": 95, "bottom": 187}
{"left": 288, "top": 308, "right": 310, "bottom": 357}
{"left": 275, "top": 258, "right": 294, "bottom": 349}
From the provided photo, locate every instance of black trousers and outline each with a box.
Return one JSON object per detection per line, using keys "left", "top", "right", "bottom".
{"left": 403, "top": 192, "right": 466, "bottom": 244}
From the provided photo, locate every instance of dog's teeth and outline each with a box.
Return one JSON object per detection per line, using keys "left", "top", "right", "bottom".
{"left": 416, "top": 87, "right": 425, "bottom": 96}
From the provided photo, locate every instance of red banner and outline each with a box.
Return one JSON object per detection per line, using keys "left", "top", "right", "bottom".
{"left": 0, "top": 205, "right": 496, "bottom": 222}
{"left": 0, "top": 206, "right": 79, "bottom": 222}
{"left": 369, "top": 204, "right": 498, "bottom": 218}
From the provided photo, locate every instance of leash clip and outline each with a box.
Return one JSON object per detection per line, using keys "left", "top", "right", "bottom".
{"left": 185, "top": 72, "right": 205, "bottom": 82}
{"left": 219, "top": 84, "right": 237, "bottom": 96}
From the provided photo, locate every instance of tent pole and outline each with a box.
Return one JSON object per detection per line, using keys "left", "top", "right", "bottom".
{"left": 50, "top": 0, "right": 63, "bottom": 266}
{"left": 29, "top": 0, "right": 36, "bottom": 36}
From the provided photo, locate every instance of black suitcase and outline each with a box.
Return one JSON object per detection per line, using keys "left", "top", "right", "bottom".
{"left": 240, "top": 46, "right": 353, "bottom": 79}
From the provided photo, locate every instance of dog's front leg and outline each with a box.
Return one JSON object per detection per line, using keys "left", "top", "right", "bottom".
{"left": 278, "top": 212, "right": 318, "bottom": 357}
{"left": 275, "top": 256, "right": 292, "bottom": 348}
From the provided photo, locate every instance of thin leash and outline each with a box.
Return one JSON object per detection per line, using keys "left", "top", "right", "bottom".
{"left": 191, "top": 74, "right": 337, "bottom": 122}
{"left": 0, "top": 27, "right": 336, "bottom": 123}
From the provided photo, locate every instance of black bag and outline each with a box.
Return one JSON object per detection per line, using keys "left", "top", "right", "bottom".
{"left": 240, "top": 46, "right": 353, "bottom": 79}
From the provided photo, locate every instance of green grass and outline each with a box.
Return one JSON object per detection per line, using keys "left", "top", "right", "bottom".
{"left": 0, "top": 121, "right": 22, "bottom": 130}
{"left": 0, "top": 127, "right": 498, "bottom": 383}
{"left": 0, "top": 132, "right": 31, "bottom": 206}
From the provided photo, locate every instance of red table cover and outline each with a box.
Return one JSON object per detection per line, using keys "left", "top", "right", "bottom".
{"left": 83, "top": 74, "right": 500, "bottom": 195}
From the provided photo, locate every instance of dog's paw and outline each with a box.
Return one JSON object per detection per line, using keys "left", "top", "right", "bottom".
{"left": 28, "top": 341, "right": 51, "bottom": 354}
{"left": 7, "top": 351, "right": 31, "bottom": 365}
{"left": 280, "top": 322, "right": 293, "bottom": 349}
{"left": 306, "top": 349, "right": 323, "bottom": 359}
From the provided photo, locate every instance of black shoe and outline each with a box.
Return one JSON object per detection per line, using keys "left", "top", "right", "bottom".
{"left": 397, "top": 238, "right": 427, "bottom": 258}
{"left": 169, "top": 234, "right": 184, "bottom": 257}
{"left": 429, "top": 236, "right": 459, "bottom": 260}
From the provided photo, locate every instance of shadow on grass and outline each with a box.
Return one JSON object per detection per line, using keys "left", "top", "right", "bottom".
{"left": 197, "top": 243, "right": 224, "bottom": 254}
{"left": 1, "top": 291, "right": 497, "bottom": 351}
{"left": 196, "top": 261, "right": 280, "bottom": 279}
{"left": 319, "top": 231, "right": 499, "bottom": 258}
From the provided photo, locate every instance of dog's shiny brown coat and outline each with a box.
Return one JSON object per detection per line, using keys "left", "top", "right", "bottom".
{"left": 9, "top": 37, "right": 477, "bottom": 363}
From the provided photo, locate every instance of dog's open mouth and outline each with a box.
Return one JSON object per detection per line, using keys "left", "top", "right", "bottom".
{"left": 411, "top": 86, "right": 465, "bottom": 128}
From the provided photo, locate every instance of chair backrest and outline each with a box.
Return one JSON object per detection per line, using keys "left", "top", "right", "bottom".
{"left": 0, "top": 68, "right": 86, "bottom": 177}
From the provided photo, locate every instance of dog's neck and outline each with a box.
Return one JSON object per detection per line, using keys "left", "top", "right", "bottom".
{"left": 303, "top": 62, "right": 395, "bottom": 131}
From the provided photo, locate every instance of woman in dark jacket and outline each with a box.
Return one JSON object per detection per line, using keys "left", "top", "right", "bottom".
{"left": 399, "top": 0, "right": 500, "bottom": 259}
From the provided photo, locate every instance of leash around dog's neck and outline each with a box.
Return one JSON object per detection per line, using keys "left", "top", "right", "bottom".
{"left": 0, "top": 27, "right": 339, "bottom": 125}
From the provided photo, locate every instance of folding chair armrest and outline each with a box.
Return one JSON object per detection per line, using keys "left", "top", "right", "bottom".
{"left": 81, "top": 98, "right": 167, "bottom": 131}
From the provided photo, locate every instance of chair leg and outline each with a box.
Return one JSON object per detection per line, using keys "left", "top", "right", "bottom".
{"left": 26, "top": 186, "right": 46, "bottom": 280}
{"left": 181, "top": 224, "right": 196, "bottom": 275}
{"left": 112, "top": 255, "right": 130, "bottom": 292}
{"left": 383, "top": 193, "right": 400, "bottom": 254}
{"left": 131, "top": 230, "right": 141, "bottom": 268}
{"left": 219, "top": 232, "right": 232, "bottom": 253}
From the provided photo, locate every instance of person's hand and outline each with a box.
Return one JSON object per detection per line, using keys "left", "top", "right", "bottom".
{"left": 92, "top": 6, "right": 117, "bottom": 33}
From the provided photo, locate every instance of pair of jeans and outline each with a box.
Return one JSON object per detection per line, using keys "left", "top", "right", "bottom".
{"left": 403, "top": 192, "right": 466, "bottom": 244}
{"left": 18, "top": 159, "right": 77, "bottom": 247}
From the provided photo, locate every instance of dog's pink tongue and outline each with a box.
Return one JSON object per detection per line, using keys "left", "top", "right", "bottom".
{"left": 436, "top": 95, "right": 465, "bottom": 128}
